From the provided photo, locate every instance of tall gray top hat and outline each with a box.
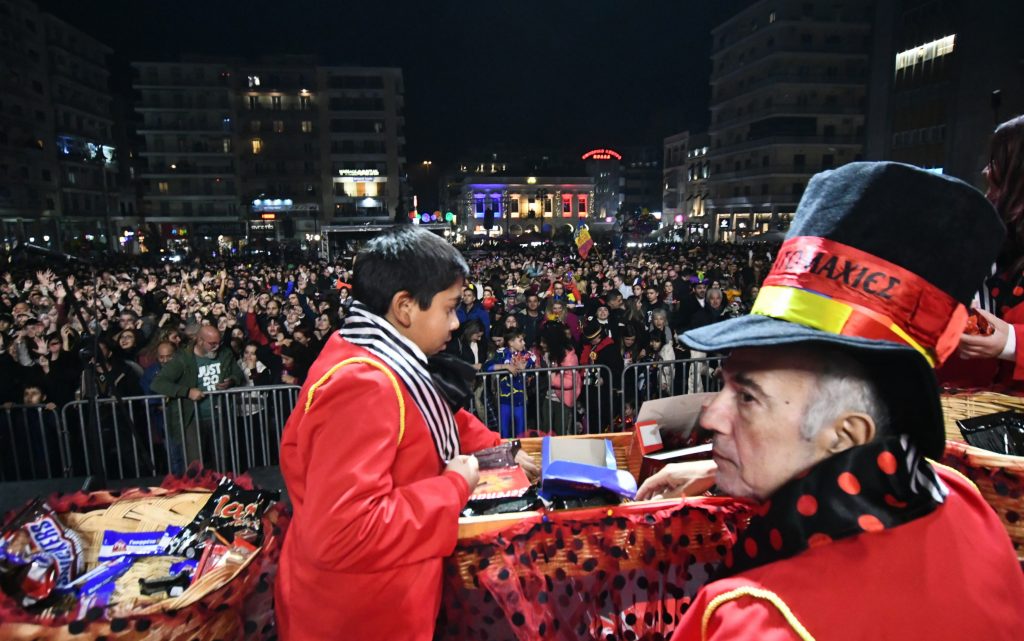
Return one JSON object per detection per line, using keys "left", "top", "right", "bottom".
{"left": 683, "top": 162, "right": 1005, "bottom": 458}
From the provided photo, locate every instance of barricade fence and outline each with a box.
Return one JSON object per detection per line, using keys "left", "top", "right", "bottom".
{"left": 1, "top": 357, "right": 725, "bottom": 483}
{"left": 58, "top": 385, "right": 300, "bottom": 481}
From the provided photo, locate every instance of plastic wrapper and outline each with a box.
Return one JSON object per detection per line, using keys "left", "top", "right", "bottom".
{"left": 0, "top": 499, "right": 84, "bottom": 607}
{"left": 473, "top": 440, "right": 521, "bottom": 470}
{"left": 163, "top": 478, "right": 278, "bottom": 559}
{"left": 461, "top": 487, "right": 543, "bottom": 517}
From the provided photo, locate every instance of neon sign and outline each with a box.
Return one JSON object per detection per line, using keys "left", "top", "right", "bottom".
{"left": 582, "top": 148, "right": 622, "bottom": 161}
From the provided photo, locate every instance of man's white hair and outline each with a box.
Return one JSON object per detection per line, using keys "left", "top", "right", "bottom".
{"left": 798, "top": 345, "right": 890, "bottom": 440}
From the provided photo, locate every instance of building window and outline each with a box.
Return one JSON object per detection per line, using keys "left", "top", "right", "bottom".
{"left": 250, "top": 120, "right": 261, "bottom": 133}
{"left": 577, "top": 196, "right": 588, "bottom": 217}
{"left": 251, "top": 138, "right": 263, "bottom": 154}
{"left": 248, "top": 75, "right": 261, "bottom": 88}
{"left": 301, "top": 120, "right": 313, "bottom": 133}
{"left": 769, "top": 10, "right": 776, "bottom": 23}
{"left": 272, "top": 95, "right": 282, "bottom": 110}
{"left": 273, "top": 120, "right": 284, "bottom": 133}
{"left": 249, "top": 95, "right": 260, "bottom": 109}
{"left": 562, "top": 196, "right": 572, "bottom": 217}
{"left": 510, "top": 197, "right": 520, "bottom": 215}
{"left": 894, "top": 35, "right": 956, "bottom": 73}
{"left": 158, "top": 181, "right": 169, "bottom": 194}
{"left": 222, "top": 138, "right": 232, "bottom": 153}
{"left": 300, "top": 95, "right": 311, "bottom": 110}
{"left": 543, "top": 198, "right": 553, "bottom": 216}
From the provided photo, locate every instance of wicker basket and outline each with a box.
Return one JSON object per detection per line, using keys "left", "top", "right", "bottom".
{"left": 941, "top": 440, "right": 1024, "bottom": 556}
{"left": 940, "top": 391, "right": 1024, "bottom": 443}
{"left": 0, "top": 476, "right": 287, "bottom": 641}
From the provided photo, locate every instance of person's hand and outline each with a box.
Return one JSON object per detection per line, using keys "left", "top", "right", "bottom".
{"left": 215, "top": 380, "right": 232, "bottom": 390}
{"left": 472, "top": 362, "right": 482, "bottom": 371}
{"left": 187, "top": 387, "right": 205, "bottom": 402}
{"left": 281, "top": 373, "right": 297, "bottom": 385}
{"left": 514, "top": 449, "right": 540, "bottom": 483}
{"left": 635, "top": 460, "right": 718, "bottom": 501}
{"left": 445, "top": 454, "right": 480, "bottom": 493}
{"left": 958, "top": 308, "right": 1011, "bottom": 360}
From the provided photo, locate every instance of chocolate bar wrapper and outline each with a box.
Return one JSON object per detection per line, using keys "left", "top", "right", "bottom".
{"left": 0, "top": 499, "right": 84, "bottom": 606}
{"left": 97, "top": 526, "right": 181, "bottom": 560}
{"left": 164, "top": 478, "right": 278, "bottom": 559}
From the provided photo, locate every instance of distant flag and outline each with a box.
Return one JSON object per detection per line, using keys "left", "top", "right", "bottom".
{"left": 574, "top": 225, "right": 594, "bottom": 259}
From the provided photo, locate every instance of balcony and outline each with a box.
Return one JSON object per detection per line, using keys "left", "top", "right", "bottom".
{"left": 707, "top": 193, "right": 801, "bottom": 210}
{"left": 136, "top": 124, "right": 227, "bottom": 134}
{"left": 713, "top": 73, "right": 868, "bottom": 104}
{"left": 711, "top": 104, "right": 865, "bottom": 130}
{"left": 712, "top": 49, "right": 870, "bottom": 85}
{"left": 709, "top": 165, "right": 818, "bottom": 181}
{"left": 710, "top": 135, "right": 861, "bottom": 156}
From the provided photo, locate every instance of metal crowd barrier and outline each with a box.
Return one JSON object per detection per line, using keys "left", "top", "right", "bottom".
{"left": 620, "top": 355, "right": 726, "bottom": 419}
{"left": 474, "top": 364, "right": 615, "bottom": 438}
{"left": 3, "top": 359, "right": 730, "bottom": 484}
{"left": 0, "top": 404, "right": 69, "bottom": 482}
{"left": 59, "top": 384, "right": 300, "bottom": 481}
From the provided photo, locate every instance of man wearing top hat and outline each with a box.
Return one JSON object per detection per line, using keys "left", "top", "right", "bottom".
{"left": 637, "top": 162, "right": 1024, "bottom": 640}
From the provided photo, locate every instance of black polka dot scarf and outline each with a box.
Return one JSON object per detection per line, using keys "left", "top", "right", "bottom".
{"left": 723, "top": 435, "right": 948, "bottom": 576}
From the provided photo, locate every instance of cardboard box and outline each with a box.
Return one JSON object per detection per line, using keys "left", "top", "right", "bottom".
{"left": 540, "top": 436, "right": 638, "bottom": 500}
{"left": 633, "top": 393, "right": 716, "bottom": 481}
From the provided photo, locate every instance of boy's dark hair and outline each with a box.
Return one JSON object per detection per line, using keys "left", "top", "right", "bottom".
{"left": 352, "top": 227, "right": 469, "bottom": 316}
{"left": 647, "top": 330, "right": 665, "bottom": 345}
{"left": 503, "top": 328, "right": 525, "bottom": 345}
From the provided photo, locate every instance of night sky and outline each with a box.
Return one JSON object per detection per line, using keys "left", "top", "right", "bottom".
{"left": 37, "top": 0, "right": 742, "bottom": 164}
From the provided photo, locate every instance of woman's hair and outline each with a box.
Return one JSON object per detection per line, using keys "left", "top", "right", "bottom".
{"left": 540, "top": 321, "right": 571, "bottom": 364}
{"left": 988, "top": 115, "right": 1024, "bottom": 271}
{"left": 460, "top": 319, "right": 484, "bottom": 344}
{"left": 352, "top": 227, "right": 469, "bottom": 316}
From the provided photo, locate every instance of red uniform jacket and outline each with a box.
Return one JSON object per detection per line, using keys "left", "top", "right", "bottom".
{"left": 275, "top": 334, "right": 501, "bottom": 641}
{"left": 672, "top": 466, "right": 1024, "bottom": 640}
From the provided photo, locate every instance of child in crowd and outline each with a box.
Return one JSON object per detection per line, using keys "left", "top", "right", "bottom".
{"left": 485, "top": 328, "right": 536, "bottom": 438}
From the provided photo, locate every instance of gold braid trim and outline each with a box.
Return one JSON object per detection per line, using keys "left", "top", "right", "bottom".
{"left": 304, "top": 357, "right": 406, "bottom": 446}
{"left": 702, "top": 586, "right": 815, "bottom": 641}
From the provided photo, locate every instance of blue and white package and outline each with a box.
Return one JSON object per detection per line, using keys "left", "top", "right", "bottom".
{"left": 97, "top": 526, "right": 181, "bottom": 561}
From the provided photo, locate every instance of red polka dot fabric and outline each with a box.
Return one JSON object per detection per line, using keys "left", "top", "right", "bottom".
{"left": 724, "top": 437, "right": 945, "bottom": 576}
{"left": 440, "top": 499, "right": 753, "bottom": 640}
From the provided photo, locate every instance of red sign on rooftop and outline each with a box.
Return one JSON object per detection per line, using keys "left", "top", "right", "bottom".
{"left": 582, "top": 148, "right": 622, "bottom": 161}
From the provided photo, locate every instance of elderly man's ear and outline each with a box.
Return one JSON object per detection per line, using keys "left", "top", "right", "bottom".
{"left": 823, "top": 413, "right": 877, "bottom": 454}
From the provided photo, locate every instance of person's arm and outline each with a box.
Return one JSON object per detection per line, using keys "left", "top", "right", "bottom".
{"left": 285, "top": 365, "right": 472, "bottom": 572}
{"left": 296, "top": 291, "right": 316, "bottom": 320}
{"left": 150, "top": 355, "right": 191, "bottom": 398}
{"left": 455, "top": 408, "right": 501, "bottom": 452}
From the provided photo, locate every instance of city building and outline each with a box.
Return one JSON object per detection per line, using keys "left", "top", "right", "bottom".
{"left": 684, "top": 133, "right": 712, "bottom": 240}
{"left": 457, "top": 176, "right": 594, "bottom": 239}
{"left": 132, "top": 57, "right": 406, "bottom": 250}
{"left": 662, "top": 132, "right": 689, "bottom": 224}
{"left": 706, "top": 0, "right": 872, "bottom": 241}
{"left": 581, "top": 147, "right": 624, "bottom": 224}
{"left": 0, "top": 0, "right": 119, "bottom": 248}
{"left": 620, "top": 146, "right": 662, "bottom": 216}
{"left": 864, "top": 0, "right": 1024, "bottom": 185}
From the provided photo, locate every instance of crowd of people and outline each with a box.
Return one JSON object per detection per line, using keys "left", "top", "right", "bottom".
{"left": 0, "top": 240, "right": 777, "bottom": 475}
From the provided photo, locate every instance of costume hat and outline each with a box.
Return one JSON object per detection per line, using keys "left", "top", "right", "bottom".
{"left": 683, "top": 162, "right": 1005, "bottom": 458}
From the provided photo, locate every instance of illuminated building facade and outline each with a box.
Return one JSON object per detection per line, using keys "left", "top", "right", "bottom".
{"left": 864, "top": 0, "right": 1024, "bottom": 184}
{"left": 706, "top": 0, "right": 871, "bottom": 241}
{"left": 133, "top": 57, "right": 405, "bottom": 245}
{"left": 458, "top": 176, "right": 594, "bottom": 238}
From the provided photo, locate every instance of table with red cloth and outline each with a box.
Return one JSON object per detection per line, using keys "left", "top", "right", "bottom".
{"left": 440, "top": 497, "right": 752, "bottom": 641}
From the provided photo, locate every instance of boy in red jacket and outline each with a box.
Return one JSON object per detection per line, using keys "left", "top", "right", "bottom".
{"left": 275, "top": 227, "right": 537, "bottom": 641}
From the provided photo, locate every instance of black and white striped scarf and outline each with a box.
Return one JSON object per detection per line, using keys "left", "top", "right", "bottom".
{"left": 339, "top": 301, "right": 460, "bottom": 462}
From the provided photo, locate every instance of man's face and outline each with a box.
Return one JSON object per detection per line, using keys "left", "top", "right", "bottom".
{"left": 462, "top": 288, "right": 476, "bottom": 306}
{"left": 701, "top": 347, "right": 833, "bottom": 501}
{"left": 694, "top": 283, "right": 707, "bottom": 299}
{"left": 553, "top": 284, "right": 564, "bottom": 296}
{"left": 708, "top": 290, "right": 724, "bottom": 309}
{"left": 602, "top": 280, "right": 613, "bottom": 293}
{"left": 596, "top": 306, "right": 609, "bottom": 320}
{"left": 645, "top": 289, "right": 658, "bottom": 302}
{"left": 23, "top": 387, "right": 44, "bottom": 405}
{"left": 267, "top": 302, "right": 280, "bottom": 316}
{"left": 407, "top": 281, "right": 463, "bottom": 356}
{"left": 194, "top": 329, "right": 221, "bottom": 358}
{"left": 157, "top": 344, "right": 176, "bottom": 365}
{"left": 526, "top": 295, "right": 540, "bottom": 310}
